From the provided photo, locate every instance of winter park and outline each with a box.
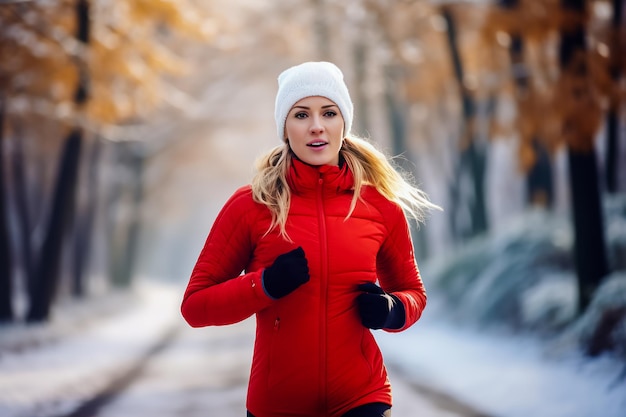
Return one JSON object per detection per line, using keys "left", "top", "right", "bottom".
{"left": 1, "top": 1, "right": 625, "bottom": 417}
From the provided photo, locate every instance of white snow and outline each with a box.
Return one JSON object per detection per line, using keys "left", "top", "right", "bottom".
{"left": 377, "top": 296, "right": 626, "bottom": 417}
{"left": 0, "top": 281, "right": 180, "bottom": 417}
{"left": 1, "top": 280, "right": 624, "bottom": 417}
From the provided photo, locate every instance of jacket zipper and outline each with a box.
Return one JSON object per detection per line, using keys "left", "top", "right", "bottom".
{"left": 316, "top": 175, "right": 329, "bottom": 415}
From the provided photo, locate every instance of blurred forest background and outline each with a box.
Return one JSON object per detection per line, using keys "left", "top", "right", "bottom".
{"left": 1, "top": 0, "right": 625, "bottom": 363}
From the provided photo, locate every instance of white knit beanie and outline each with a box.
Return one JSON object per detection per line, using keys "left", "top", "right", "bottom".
{"left": 274, "top": 61, "right": 353, "bottom": 141}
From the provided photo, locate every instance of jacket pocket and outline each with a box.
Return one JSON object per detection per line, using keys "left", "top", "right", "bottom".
{"left": 266, "top": 316, "right": 280, "bottom": 386}
{"left": 359, "top": 328, "right": 377, "bottom": 380}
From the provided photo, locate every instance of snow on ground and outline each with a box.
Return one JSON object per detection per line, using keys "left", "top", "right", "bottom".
{"left": 92, "top": 317, "right": 254, "bottom": 417}
{"left": 376, "top": 296, "right": 626, "bottom": 417}
{"left": 1, "top": 279, "right": 625, "bottom": 417}
{"left": 0, "top": 280, "right": 180, "bottom": 417}
{"left": 91, "top": 311, "right": 474, "bottom": 417}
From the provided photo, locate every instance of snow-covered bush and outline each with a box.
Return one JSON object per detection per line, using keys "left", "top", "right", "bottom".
{"left": 425, "top": 195, "right": 626, "bottom": 360}
{"left": 520, "top": 272, "right": 578, "bottom": 332}
{"left": 561, "top": 273, "right": 626, "bottom": 359}
{"left": 425, "top": 209, "right": 575, "bottom": 331}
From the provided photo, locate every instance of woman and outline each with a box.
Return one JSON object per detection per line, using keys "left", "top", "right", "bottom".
{"left": 181, "top": 61, "right": 440, "bottom": 417}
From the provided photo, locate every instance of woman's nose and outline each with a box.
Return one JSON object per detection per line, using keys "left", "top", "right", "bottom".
{"left": 310, "top": 116, "right": 324, "bottom": 132}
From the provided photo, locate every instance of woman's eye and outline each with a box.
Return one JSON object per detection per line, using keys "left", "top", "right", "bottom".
{"left": 294, "top": 112, "right": 307, "bottom": 119}
{"left": 324, "top": 111, "right": 337, "bottom": 117}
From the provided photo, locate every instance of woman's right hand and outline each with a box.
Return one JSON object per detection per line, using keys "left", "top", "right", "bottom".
{"left": 262, "top": 247, "right": 310, "bottom": 299}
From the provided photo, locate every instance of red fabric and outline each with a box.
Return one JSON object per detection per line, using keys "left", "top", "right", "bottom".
{"left": 181, "top": 158, "right": 427, "bottom": 417}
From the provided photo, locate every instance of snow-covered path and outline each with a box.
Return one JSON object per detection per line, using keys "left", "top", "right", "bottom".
{"left": 0, "top": 283, "right": 180, "bottom": 417}
{"left": 90, "top": 308, "right": 482, "bottom": 417}
{"left": 376, "top": 297, "right": 626, "bottom": 417}
{"left": 0, "top": 281, "right": 484, "bottom": 417}
{"left": 92, "top": 318, "right": 252, "bottom": 417}
{"left": 3, "top": 280, "right": 624, "bottom": 417}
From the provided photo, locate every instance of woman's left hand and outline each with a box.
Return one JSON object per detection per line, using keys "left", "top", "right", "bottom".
{"left": 356, "top": 283, "right": 406, "bottom": 330}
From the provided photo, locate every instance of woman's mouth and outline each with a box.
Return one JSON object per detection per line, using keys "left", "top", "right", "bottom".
{"left": 307, "top": 141, "right": 328, "bottom": 148}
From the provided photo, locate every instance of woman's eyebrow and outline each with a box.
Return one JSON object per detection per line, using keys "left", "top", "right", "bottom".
{"left": 292, "top": 104, "right": 338, "bottom": 110}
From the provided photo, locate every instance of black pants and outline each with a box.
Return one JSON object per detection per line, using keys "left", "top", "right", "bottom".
{"left": 247, "top": 402, "right": 391, "bottom": 417}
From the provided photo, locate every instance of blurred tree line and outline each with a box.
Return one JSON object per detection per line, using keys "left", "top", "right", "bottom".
{"left": 0, "top": 0, "right": 624, "bottom": 327}
{"left": 0, "top": 0, "right": 213, "bottom": 322}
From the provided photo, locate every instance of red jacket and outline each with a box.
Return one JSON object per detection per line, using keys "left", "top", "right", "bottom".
{"left": 181, "top": 158, "right": 426, "bottom": 417}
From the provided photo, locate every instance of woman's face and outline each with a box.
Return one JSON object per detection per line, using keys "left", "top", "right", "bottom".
{"left": 285, "top": 96, "right": 344, "bottom": 166}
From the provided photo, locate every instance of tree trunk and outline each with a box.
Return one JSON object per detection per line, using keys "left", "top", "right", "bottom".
{"left": 106, "top": 144, "right": 127, "bottom": 287}
{"left": 500, "top": 0, "right": 555, "bottom": 207}
{"left": 117, "top": 149, "right": 145, "bottom": 287}
{"left": 604, "top": 0, "right": 624, "bottom": 193}
{"left": 567, "top": 150, "right": 609, "bottom": 311}
{"left": 72, "top": 137, "right": 101, "bottom": 297}
{"left": 560, "top": 0, "right": 609, "bottom": 312}
{"left": 26, "top": 128, "right": 82, "bottom": 321}
{"left": 0, "top": 95, "right": 13, "bottom": 322}
{"left": 464, "top": 134, "right": 488, "bottom": 235}
{"left": 353, "top": 40, "right": 370, "bottom": 137}
{"left": 605, "top": 110, "right": 619, "bottom": 193}
{"left": 442, "top": 6, "right": 488, "bottom": 237}
{"left": 382, "top": 65, "right": 429, "bottom": 258}
{"left": 384, "top": 66, "right": 407, "bottom": 163}
{"left": 26, "top": 0, "right": 89, "bottom": 320}
{"left": 12, "top": 122, "right": 36, "bottom": 312}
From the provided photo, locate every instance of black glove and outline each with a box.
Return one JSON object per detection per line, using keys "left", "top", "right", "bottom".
{"left": 356, "top": 283, "right": 405, "bottom": 330}
{"left": 262, "top": 247, "right": 310, "bottom": 299}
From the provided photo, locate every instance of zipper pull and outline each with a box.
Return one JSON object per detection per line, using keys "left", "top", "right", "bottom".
{"left": 274, "top": 317, "right": 280, "bottom": 330}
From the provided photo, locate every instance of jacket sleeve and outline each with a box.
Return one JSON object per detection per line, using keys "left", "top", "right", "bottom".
{"left": 181, "top": 187, "right": 273, "bottom": 327}
{"left": 376, "top": 202, "right": 427, "bottom": 332}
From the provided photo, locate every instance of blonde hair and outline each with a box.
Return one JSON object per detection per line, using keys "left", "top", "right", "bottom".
{"left": 251, "top": 136, "right": 441, "bottom": 239}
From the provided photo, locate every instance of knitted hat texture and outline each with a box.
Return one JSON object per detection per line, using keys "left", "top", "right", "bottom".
{"left": 274, "top": 61, "right": 353, "bottom": 141}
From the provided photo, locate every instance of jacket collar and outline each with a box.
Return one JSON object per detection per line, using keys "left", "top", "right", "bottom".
{"left": 287, "top": 156, "right": 354, "bottom": 195}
